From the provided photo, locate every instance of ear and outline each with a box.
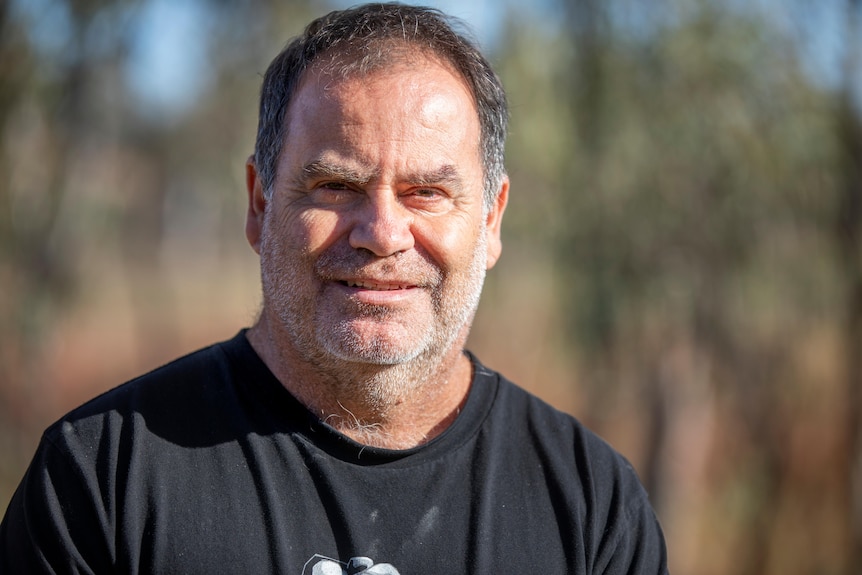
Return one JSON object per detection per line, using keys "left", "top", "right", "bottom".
{"left": 484, "top": 175, "right": 508, "bottom": 270}
{"left": 245, "top": 156, "right": 267, "bottom": 255}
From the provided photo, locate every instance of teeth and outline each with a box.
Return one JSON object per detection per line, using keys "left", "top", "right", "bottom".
{"left": 346, "top": 281, "right": 407, "bottom": 290}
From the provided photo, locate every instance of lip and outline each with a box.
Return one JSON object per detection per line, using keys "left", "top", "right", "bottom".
{"left": 341, "top": 279, "right": 416, "bottom": 291}
{"left": 331, "top": 278, "right": 422, "bottom": 304}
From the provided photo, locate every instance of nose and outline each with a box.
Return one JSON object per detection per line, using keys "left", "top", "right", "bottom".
{"left": 348, "top": 192, "right": 415, "bottom": 256}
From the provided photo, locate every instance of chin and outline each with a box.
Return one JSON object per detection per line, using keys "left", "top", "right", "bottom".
{"left": 320, "top": 334, "right": 429, "bottom": 366}
{"left": 314, "top": 317, "right": 432, "bottom": 364}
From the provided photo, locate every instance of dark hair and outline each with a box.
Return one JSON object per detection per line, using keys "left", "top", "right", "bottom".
{"left": 253, "top": 2, "right": 508, "bottom": 208}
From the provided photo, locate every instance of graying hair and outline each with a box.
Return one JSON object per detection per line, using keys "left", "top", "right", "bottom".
{"left": 252, "top": 2, "right": 508, "bottom": 208}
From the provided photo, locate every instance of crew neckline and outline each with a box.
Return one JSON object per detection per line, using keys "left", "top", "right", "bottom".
{"left": 219, "top": 330, "right": 500, "bottom": 467}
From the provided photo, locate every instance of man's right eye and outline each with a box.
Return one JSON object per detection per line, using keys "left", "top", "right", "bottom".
{"left": 311, "top": 182, "right": 356, "bottom": 204}
{"left": 321, "top": 182, "right": 349, "bottom": 190}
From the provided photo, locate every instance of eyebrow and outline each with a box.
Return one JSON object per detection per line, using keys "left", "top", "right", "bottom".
{"left": 296, "top": 160, "right": 375, "bottom": 188}
{"left": 296, "top": 160, "right": 465, "bottom": 191}
{"left": 406, "top": 164, "right": 464, "bottom": 191}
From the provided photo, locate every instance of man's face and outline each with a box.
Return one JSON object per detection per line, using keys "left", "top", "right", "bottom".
{"left": 247, "top": 55, "right": 507, "bottom": 369}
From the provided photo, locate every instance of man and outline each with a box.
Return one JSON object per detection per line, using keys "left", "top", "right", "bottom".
{"left": 0, "top": 3, "right": 668, "bottom": 573}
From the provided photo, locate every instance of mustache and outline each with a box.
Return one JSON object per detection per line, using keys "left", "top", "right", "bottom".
{"left": 314, "top": 245, "right": 443, "bottom": 287}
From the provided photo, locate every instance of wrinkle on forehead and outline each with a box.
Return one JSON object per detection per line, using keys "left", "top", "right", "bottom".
{"left": 281, "top": 53, "right": 483, "bottom": 191}
{"left": 320, "top": 66, "right": 477, "bottom": 142}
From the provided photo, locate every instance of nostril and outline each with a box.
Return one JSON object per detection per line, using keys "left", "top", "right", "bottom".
{"left": 348, "top": 216, "right": 415, "bottom": 257}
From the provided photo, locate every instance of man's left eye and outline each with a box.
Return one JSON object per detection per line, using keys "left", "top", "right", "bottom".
{"left": 412, "top": 188, "right": 441, "bottom": 199}
{"left": 404, "top": 188, "right": 454, "bottom": 213}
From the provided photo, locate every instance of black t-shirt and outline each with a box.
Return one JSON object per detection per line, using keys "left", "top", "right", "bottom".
{"left": 1, "top": 331, "right": 668, "bottom": 574}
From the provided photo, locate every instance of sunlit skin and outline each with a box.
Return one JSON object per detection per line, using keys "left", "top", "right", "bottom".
{"left": 244, "top": 53, "right": 508, "bottom": 448}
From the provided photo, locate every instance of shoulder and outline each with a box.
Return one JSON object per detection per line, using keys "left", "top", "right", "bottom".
{"left": 480, "top": 364, "right": 623, "bottom": 466}
{"left": 475, "top": 360, "right": 668, "bottom": 570}
{"left": 477, "top": 359, "right": 656, "bottom": 518}
{"left": 42, "top": 331, "right": 252, "bottom": 451}
{"left": 475, "top": 361, "right": 669, "bottom": 569}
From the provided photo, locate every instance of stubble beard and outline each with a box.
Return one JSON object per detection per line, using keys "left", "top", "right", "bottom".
{"left": 257, "top": 215, "right": 488, "bottom": 406}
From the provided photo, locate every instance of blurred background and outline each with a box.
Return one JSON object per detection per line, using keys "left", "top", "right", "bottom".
{"left": 1, "top": 0, "right": 860, "bottom": 572}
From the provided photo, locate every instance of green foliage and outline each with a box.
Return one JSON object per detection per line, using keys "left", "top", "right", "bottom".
{"left": 494, "top": 1, "right": 860, "bottom": 572}
{"left": 501, "top": 1, "right": 843, "bottom": 353}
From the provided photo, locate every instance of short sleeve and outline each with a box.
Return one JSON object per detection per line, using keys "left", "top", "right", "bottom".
{"left": 0, "top": 434, "right": 114, "bottom": 574}
{"left": 592, "top": 466, "right": 669, "bottom": 574}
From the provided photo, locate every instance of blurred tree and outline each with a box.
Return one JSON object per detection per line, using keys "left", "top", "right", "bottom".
{"left": 835, "top": 0, "right": 862, "bottom": 567}
{"left": 0, "top": 0, "right": 318, "bottom": 508}
{"left": 497, "top": 0, "right": 856, "bottom": 572}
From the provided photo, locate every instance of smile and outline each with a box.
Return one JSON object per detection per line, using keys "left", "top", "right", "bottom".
{"left": 341, "top": 280, "right": 414, "bottom": 291}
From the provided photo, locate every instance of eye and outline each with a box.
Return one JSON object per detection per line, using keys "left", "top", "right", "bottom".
{"left": 403, "top": 187, "right": 452, "bottom": 213}
{"left": 311, "top": 181, "right": 357, "bottom": 205}
{"left": 321, "top": 181, "right": 349, "bottom": 190}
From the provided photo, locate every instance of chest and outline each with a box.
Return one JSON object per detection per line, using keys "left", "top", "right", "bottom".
{"left": 114, "top": 436, "right": 585, "bottom": 574}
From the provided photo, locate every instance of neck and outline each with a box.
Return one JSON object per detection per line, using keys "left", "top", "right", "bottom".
{"left": 246, "top": 313, "right": 473, "bottom": 449}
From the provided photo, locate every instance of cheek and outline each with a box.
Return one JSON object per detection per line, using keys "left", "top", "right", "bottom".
{"left": 417, "top": 215, "right": 483, "bottom": 271}
{"left": 271, "top": 208, "right": 344, "bottom": 256}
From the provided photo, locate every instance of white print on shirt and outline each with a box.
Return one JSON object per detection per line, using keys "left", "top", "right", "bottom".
{"left": 303, "top": 554, "right": 401, "bottom": 575}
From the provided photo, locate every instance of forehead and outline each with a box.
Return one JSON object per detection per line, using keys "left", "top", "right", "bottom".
{"left": 283, "top": 54, "right": 482, "bottom": 167}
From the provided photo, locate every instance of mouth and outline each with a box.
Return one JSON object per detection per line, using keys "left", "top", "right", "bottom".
{"left": 339, "top": 280, "right": 415, "bottom": 291}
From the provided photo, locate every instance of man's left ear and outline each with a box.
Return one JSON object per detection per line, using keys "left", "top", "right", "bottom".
{"left": 484, "top": 175, "right": 508, "bottom": 270}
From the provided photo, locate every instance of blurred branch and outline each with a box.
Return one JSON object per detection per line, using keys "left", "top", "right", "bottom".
{"left": 837, "top": 0, "right": 862, "bottom": 567}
